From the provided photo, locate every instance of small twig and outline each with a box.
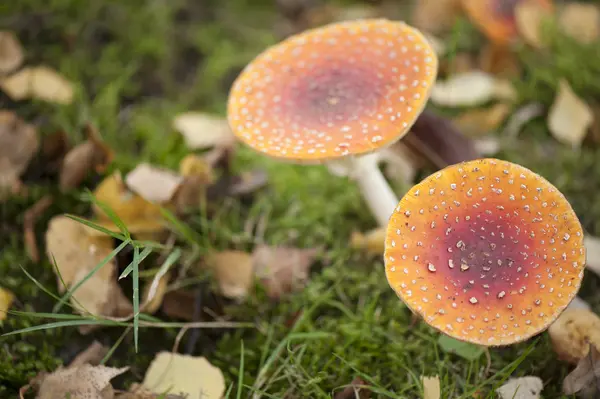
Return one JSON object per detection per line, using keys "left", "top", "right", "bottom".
{"left": 484, "top": 348, "right": 492, "bottom": 376}
{"left": 23, "top": 194, "right": 54, "bottom": 262}
{"left": 172, "top": 326, "right": 191, "bottom": 353}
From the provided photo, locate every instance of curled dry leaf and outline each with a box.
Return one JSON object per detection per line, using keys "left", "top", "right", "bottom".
{"left": 333, "top": 376, "right": 370, "bottom": 399}
{"left": 36, "top": 364, "right": 129, "bottom": 399}
{"left": 88, "top": 171, "right": 165, "bottom": 237}
{"left": 559, "top": 2, "right": 600, "bottom": 45}
{"left": 0, "top": 286, "right": 14, "bottom": 322}
{"left": 141, "top": 352, "right": 225, "bottom": 399}
{"left": 141, "top": 271, "right": 170, "bottom": 314}
{"left": 173, "top": 112, "right": 235, "bottom": 150}
{"left": 515, "top": 0, "right": 554, "bottom": 48}
{"left": 496, "top": 376, "right": 543, "bottom": 399}
{"left": 502, "top": 102, "right": 545, "bottom": 138}
{"left": 0, "top": 65, "right": 74, "bottom": 104}
{"left": 179, "top": 154, "right": 215, "bottom": 181}
{"left": 125, "top": 163, "right": 184, "bottom": 204}
{"left": 0, "top": 31, "right": 24, "bottom": 75}
{"left": 412, "top": 0, "right": 461, "bottom": 35}
{"left": 421, "top": 375, "right": 441, "bottom": 399}
{"left": 204, "top": 250, "right": 255, "bottom": 300}
{"left": 547, "top": 79, "right": 594, "bottom": 148}
{"left": 0, "top": 110, "right": 39, "bottom": 177}
{"left": 252, "top": 244, "right": 318, "bottom": 299}
{"left": 59, "top": 125, "right": 113, "bottom": 191}
{"left": 453, "top": 103, "right": 512, "bottom": 137}
{"left": 45, "top": 215, "right": 133, "bottom": 324}
{"left": 171, "top": 154, "right": 215, "bottom": 214}
{"left": 69, "top": 341, "right": 109, "bottom": 368}
{"left": 431, "top": 71, "right": 497, "bottom": 107}
{"left": 478, "top": 43, "right": 521, "bottom": 78}
{"left": 548, "top": 308, "right": 600, "bottom": 364}
{"left": 563, "top": 345, "right": 600, "bottom": 396}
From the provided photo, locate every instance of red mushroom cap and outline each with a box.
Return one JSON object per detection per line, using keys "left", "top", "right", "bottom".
{"left": 227, "top": 19, "right": 438, "bottom": 163}
{"left": 384, "top": 158, "right": 585, "bottom": 346}
{"left": 461, "top": 0, "right": 554, "bottom": 45}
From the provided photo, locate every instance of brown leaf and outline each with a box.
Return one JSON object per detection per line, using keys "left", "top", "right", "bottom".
{"left": 125, "top": 163, "right": 184, "bottom": 204}
{"left": 0, "top": 110, "right": 39, "bottom": 177}
{"left": 478, "top": 43, "right": 521, "bottom": 78}
{"left": 334, "top": 376, "right": 370, "bottom": 399}
{"left": 59, "top": 125, "right": 113, "bottom": 191}
{"left": 23, "top": 194, "right": 53, "bottom": 262}
{"left": 36, "top": 364, "right": 129, "bottom": 399}
{"left": 559, "top": 3, "right": 600, "bottom": 45}
{"left": 141, "top": 271, "right": 170, "bottom": 314}
{"left": 563, "top": 345, "right": 600, "bottom": 396}
{"left": 205, "top": 250, "right": 255, "bottom": 300}
{"left": 412, "top": 0, "right": 461, "bottom": 35}
{"left": 584, "top": 235, "right": 600, "bottom": 277}
{"left": 547, "top": 79, "right": 594, "bottom": 148}
{"left": 69, "top": 341, "right": 109, "bottom": 368}
{"left": 252, "top": 244, "right": 318, "bottom": 299}
{"left": 1, "top": 65, "right": 74, "bottom": 104}
{"left": 400, "top": 109, "right": 480, "bottom": 169}
{"left": 228, "top": 169, "right": 269, "bottom": 196}
{"left": 453, "top": 103, "right": 512, "bottom": 137}
{"left": 548, "top": 308, "right": 600, "bottom": 364}
{"left": 0, "top": 31, "right": 24, "bottom": 75}
{"left": 45, "top": 215, "right": 132, "bottom": 326}
{"left": 161, "top": 289, "right": 196, "bottom": 320}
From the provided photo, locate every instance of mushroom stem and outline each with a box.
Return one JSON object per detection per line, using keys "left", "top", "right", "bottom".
{"left": 350, "top": 153, "right": 400, "bottom": 227}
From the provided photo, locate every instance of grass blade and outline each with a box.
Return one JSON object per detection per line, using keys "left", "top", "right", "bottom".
{"left": 2, "top": 319, "right": 126, "bottom": 336}
{"left": 119, "top": 245, "right": 153, "bottom": 280}
{"left": 65, "top": 214, "right": 127, "bottom": 241}
{"left": 132, "top": 246, "right": 140, "bottom": 351}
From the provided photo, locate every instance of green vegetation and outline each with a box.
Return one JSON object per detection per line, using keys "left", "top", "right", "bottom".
{"left": 2, "top": 0, "right": 600, "bottom": 397}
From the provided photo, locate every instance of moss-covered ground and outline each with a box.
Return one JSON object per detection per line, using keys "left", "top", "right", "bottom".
{"left": 2, "top": 0, "right": 600, "bottom": 398}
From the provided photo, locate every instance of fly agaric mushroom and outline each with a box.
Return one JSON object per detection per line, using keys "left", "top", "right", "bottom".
{"left": 461, "top": 0, "right": 553, "bottom": 45}
{"left": 227, "top": 19, "right": 438, "bottom": 227}
{"left": 384, "top": 158, "right": 585, "bottom": 346}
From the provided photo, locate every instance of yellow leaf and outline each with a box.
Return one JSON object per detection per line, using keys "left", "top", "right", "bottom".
{"left": 412, "top": 0, "right": 461, "bottom": 35}
{"left": 548, "top": 308, "right": 600, "bottom": 364}
{"left": 350, "top": 228, "right": 385, "bottom": 255}
{"left": 453, "top": 103, "right": 512, "bottom": 137}
{"left": 515, "top": 0, "right": 554, "bottom": 49}
{"left": 204, "top": 250, "right": 254, "bottom": 300}
{"left": 0, "top": 287, "right": 14, "bottom": 321}
{"left": 547, "top": 79, "right": 594, "bottom": 147}
{"left": 142, "top": 352, "right": 225, "bottom": 399}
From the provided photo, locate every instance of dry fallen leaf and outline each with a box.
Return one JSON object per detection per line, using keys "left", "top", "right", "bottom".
{"left": 515, "top": 0, "right": 554, "bottom": 48}
{"left": 422, "top": 375, "right": 440, "bottom": 399}
{"left": 141, "top": 352, "right": 225, "bottom": 399}
{"left": 89, "top": 171, "right": 165, "bottom": 236}
{"left": 431, "top": 71, "right": 497, "bottom": 107}
{"left": 125, "top": 163, "right": 184, "bottom": 204}
{"left": 173, "top": 112, "right": 235, "bottom": 150}
{"left": 496, "top": 376, "right": 543, "bottom": 399}
{"left": 141, "top": 271, "right": 170, "bottom": 314}
{"left": 179, "top": 154, "right": 215, "bottom": 181}
{"left": 559, "top": 2, "right": 600, "bottom": 44}
{"left": 548, "top": 79, "right": 594, "bottom": 148}
{"left": 478, "top": 43, "right": 521, "bottom": 78}
{"left": 548, "top": 308, "right": 600, "bottom": 364}
{"left": 453, "top": 103, "right": 512, "bottom": 137}
{"left": 0, "top": 110, "right": 39, "bottom": 177}
{"left": 59, "top": 125, "right": 113, "bottom": 191}
{"left": 563, "top": 345, "right": 600, "bottom": 396}
{"left": 45, "top": 215, "right": 132, "bottom": 324}
{"left": 117, "top": 383, "right": 186, "bottom": 398}
{"left": 252, "top": 244, "right": 318, "bottom": 299}
{"left": 412, "top": 0, "right": 460, "bottom": 35}
{"left": 69, "top": 341, "right": 109, "bottom": 368}
{"left": 204, "top": 250, "right": 255, "bottom": 300}
{"left": 0, "top": 31, "right": 24, "bottom": 75}
{"left": 1, "top": 65, "right": 74, "bottom": 104}
{"left": 35, "top": 364, "right": 128, "bottom": 399}
{"left": 0, "top": 286, "right": 14, "bottom": 322}
{"left": 333, "top": 376, "right": 371, "bottom": 399}
{"left": 350, "top": 227, "right": 385, "bottom": 256}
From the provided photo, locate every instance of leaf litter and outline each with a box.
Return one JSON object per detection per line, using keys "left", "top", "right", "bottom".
{"left": 1, "top": 65, "right": 74, "bottom": 104}
{"left": 0, "top": 30, "right": 24, "bottom": 75}
{"left": 547, "top": 79, "right": 594, "bottom": 148}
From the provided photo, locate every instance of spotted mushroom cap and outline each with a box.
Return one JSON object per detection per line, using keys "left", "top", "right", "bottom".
{"left": 227, "top": 19, "right": 438, "bottom": 163}
{"left": 384, "top": 158, "right": 585, "bottom": 346}
{"left": 461, "top": 0, "right": 553, "bottom": 45}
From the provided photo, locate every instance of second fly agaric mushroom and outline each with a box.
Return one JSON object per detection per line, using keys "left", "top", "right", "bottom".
{"left": 384, "top": 158, "right": 585, "bottom": 346}
{"left": 461, "top": 0, "right": 553, "bottom": 45}
{"left": 227, "top": 18, "right": 438, "bottom": 226}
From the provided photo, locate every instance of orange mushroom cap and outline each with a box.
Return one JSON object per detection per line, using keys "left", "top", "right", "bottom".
{"left": 227, "top": 19, "right": 438, "bottom": 163}
{"left": 461, "top": 0, "right": 553, "bottom": 45}
{"left": 384, "top": 158, "right": 585, "bottom": 346}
